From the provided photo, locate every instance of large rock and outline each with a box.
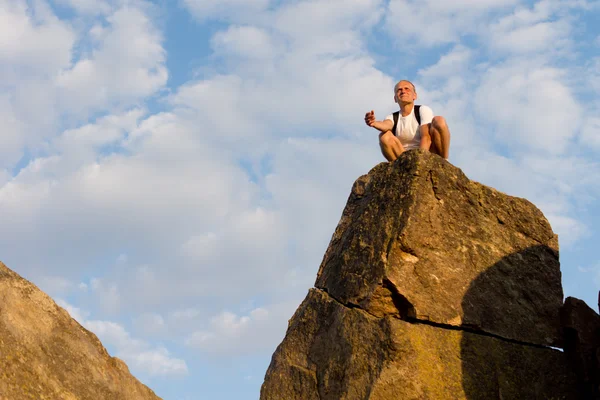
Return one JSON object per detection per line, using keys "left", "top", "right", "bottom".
{"left": 261, "top": 150, "right": 573, "bottom": 399}
{"left": 261, "top": 288, "right": 577, "bottom": 400}
{"left": 315, "top": 150, "right": 562, "bottom": 346}
{"left": 0, "top": 262, "right": 160, "bottom": 400}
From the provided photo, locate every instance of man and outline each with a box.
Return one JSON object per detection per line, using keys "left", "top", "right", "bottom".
{"left": 364, "top": 80, "right": 450, "bottom": 161}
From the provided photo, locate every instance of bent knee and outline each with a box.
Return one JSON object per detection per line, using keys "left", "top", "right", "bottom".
{"left": 379, "top": 131, "right": 396, "bottom": 145}
{"left": 432, "top": 116, "right": 447, "bottom": 130}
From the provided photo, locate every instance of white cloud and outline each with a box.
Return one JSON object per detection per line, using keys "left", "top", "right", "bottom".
{"left": 0, "top": 0, "right": 167, "bottom": 178}
{"left": 180, "top": 207, "right": 286, "bottom": 276}
{"left": 175, "top": 0, "right": 395, "bottom": 145}
{"left": 474, "top": 61, "right": 581, "bottom": 155}
{"left": 585, "top": 57, "right": 600, "bottom": 92}
{"left": 57, "top": 299, "right": 188, "bottom": 377}
{"left": 425, "top": 0, "right": 521, "bottom": 10}
{"left": 170, "top": 308, "right": 201, "bottom": 321}
{"left": 0, "top": 94, "right": 27, "bottom": 167}
{"left": 133, "top": 313, "right": 166, "bottom": 336}
{"left": 0, "top": 0, "right": 75, "bottom": 72}
{"left": 384, "top": 0, "right": 589, "bottom": 53}
{"left": 211, "top": 25, "right": 275, "bottom": 59}
{"left": 158, "top": 308, "right": 206, "bottom": 337}
{"left": 85, "top": 319, "right": 188, "bottom": 376}
{"left": 486, "top": 1, "right": 574, "bottom": 55}
{"left": 171, "top": 60, "right": 392, "bottom": 144}
{"left": 124, "top": 347, "right": 188, "bottom": 377}
{"left": 182, "top": 0, "right": 270, "bottom": 22}
{"left": 55, "top": 5, "right": 167, "bottom": 114}
{"left": 90, "top": 278, "right": 121, "bottom": 314}
{"left": 581, "top": 117, "right": 600, "bottom": 150}
{"left": 181, "top": 232, "right": 218, "bottom": 262}
{"left": 546, "top": 214, "right": 589, "bottom": 247}
{"left": 57, "top": 298, "right": 90, "bottom": 323}
{"left": 0, "top": 1, "right": 74, "bottom": 163}
{"left": 419, "top": 46, "right": 473, "bottom": 79}
{"left": 185, "top": 302, "right": 296, "bottom": 355}
{"left": 489, "top": 20, "right": 571, "bottom": 54}
{"left": 0, "top": 105, "right": 287, "bottom": 309}
{"left": 265, "top": 136, "right": 380, "bottom": 261}
{"left": 38, "top": 275, "right": 76, "bottom": 295}
{"left": 168, "top": 75, "right": 266, "bottom": 145}
{"left": 54, "top": 109, "right": 144, "bottom": 166}
{"left": 274, "top": 0, "right": 384, "bottom": 40}
{"left": 453, "top": 147, "right": 599, "bottom": 246}
{"left": 385, "top": 0, "right": 519, "bottom": 46}
{"left": 53, "top": 0, "right": 113, "bottom": 15}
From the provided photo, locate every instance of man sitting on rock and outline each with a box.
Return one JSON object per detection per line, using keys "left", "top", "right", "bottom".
{"left": 364, "top": 80, "right": 450, "bottom": 161}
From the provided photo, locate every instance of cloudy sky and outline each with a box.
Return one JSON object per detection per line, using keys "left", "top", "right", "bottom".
{"left": 1, "top": 0, "right": 599, "bottom": 398}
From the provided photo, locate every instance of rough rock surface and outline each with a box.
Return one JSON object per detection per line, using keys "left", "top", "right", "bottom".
{"left": 562, "top": 296, "right": 600, "bottom": 399}
{"left": 261, "top": 289, "right": 576, "bottom": 400}
{"left": 261, "top": 150, "right": 574, "bottom": 399}
{"left": 315, "top": 150, "right": 563, "bottom": 346}
{"left": 0, "top": 262, "right": 161, "bottom": 400}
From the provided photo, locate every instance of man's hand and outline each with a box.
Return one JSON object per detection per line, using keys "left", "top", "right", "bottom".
{"left": 364, "top": 110, "right": 393, "bottom": 133}
{"left": 364, "top": 110, "right": 376, "bottom": 127}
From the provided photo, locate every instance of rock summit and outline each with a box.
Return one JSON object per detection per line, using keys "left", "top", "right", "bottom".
{"left": 261, "top": 150, "right": 597, "bottom": 399}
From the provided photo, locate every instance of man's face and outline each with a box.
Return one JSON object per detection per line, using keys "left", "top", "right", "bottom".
{"left": 394, "top": 81, "right": 417, "bottom": 104}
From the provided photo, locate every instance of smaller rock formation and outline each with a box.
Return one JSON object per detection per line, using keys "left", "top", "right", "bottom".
{"left": 0, "top": 261, "right": 161, "bottom": 400}
{"left": 562, "top": 295, "right": 600, "bottom": 399}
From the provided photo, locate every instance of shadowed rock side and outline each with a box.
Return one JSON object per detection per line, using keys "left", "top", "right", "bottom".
{"left": 561, "top": 297, "right": 600, "bottom": 399}
{"left": 460, "top": 253, "right": 579, "bottom": 399}
{"left": 315, "top": 150, "right": 562, "bottom": 346}
{"left": 261, "top": 150, "right": 577, "bottom": 399}
{"left": 0, "top": 262, "right": 161, "bottom": 400}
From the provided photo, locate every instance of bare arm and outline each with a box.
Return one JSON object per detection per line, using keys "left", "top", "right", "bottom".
{"left": 370, "top": 119, "right": 393, "bottom": 132}
{"left": 364, "top": 110, "right": 394, "bottom": 133}
{"left": 419, "top": 123, "right": 432, "bottom": 150}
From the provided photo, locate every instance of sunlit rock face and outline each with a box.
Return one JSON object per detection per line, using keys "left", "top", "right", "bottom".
{"left": 0, "top": 262, "right": 161, "bottom": 400}
{"left": 260, "top": 150, "right": 584, "bottom": 400}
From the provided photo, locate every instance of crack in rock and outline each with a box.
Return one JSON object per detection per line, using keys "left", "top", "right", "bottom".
{"left": 316, "top": 287, "right": 557, "bottom": 351}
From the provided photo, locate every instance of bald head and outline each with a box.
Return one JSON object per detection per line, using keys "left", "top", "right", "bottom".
{"left": 394, "top": 80, "right": 416, "bottom": 93}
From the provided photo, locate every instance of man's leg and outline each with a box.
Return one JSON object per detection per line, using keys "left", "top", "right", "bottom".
{"left": 429, "top": 116, "right": 450, "bottom": 159}
{"left": 379, "top": 131, "right": 405, "bottom": 162}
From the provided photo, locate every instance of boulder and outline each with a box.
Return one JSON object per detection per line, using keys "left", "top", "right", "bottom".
{"left": 315, "top": 150, "right": 563, "bottom": 346}
{"left": 262, "top": 150, "right": 573, "bottom": 399}
{"left": 0, "top": 261, "right": 160, "bottom": 400}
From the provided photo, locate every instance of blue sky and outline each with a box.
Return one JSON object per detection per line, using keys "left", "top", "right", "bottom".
{"left": 1, "top": 0, "right": 600, "bottom": 399}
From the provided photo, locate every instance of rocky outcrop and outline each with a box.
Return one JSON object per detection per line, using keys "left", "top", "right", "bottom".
{"left": 0, "top": 262, "right": 160, "bottom": 400}
{"left": 314, "top": 150, "right": 563, "bottom": 347}
{"left": 261, "top": 150, "right": 579, "bottom": 399}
